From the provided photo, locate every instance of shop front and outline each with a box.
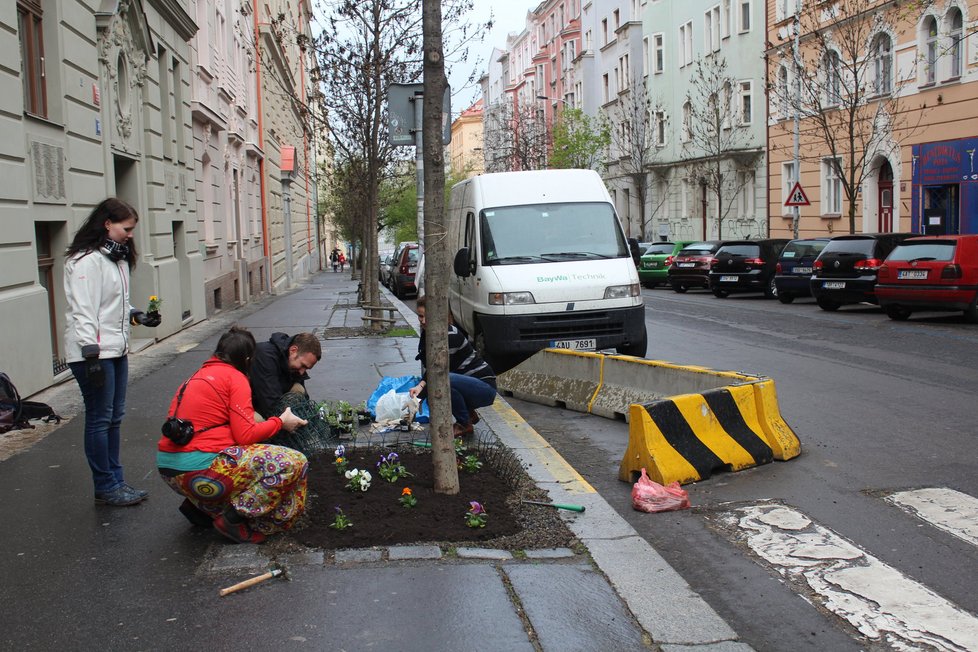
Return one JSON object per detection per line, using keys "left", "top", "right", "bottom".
{"left": 911, "top": 137, "right": 978, "bottom": 235}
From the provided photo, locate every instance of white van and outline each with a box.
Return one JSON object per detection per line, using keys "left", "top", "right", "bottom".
{"left": 447, "top": 169, "right": 647, "bottom": 361}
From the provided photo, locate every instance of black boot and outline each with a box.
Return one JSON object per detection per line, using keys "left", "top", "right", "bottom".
{"left": 179, "top": 499, "right": 214, "bottom": 528}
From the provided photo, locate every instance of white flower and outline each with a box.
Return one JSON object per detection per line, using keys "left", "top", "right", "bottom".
{"left": 345, "top": 469, "right": 356, "bottom": 479}
{"left": 360, "top": 482, "right": 371, "bottom": 491}
{"left": 362, "top": 471, "right": 372, "bottom": 482}
{"left": 334, "top": 445, "right": 345, "bottom": 457}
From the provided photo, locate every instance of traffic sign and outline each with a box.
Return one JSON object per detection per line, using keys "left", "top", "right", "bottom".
{"left": 784, "top": 182, "right": 811, "bottom": 207}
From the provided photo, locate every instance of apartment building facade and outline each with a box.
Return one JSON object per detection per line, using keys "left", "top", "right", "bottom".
{"left": 4, "top": 0, "right": 204, "bottom": 396}
{"left": 450, "top": 99, "right": 485, "bottom": 178}
{"left": 767, "top": 0, "right": 978, "bottom": 238}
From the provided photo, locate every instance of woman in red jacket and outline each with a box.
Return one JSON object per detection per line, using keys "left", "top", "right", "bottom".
{"left": 157, "top": 327, "right": 308, "bottom": 544}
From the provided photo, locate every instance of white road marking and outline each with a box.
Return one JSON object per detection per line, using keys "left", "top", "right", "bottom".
{"left": 715, "top": 502, "right": 978, "bottom": 651}
{"left": 886, "top": 487, "right": 978, "bottom": 548}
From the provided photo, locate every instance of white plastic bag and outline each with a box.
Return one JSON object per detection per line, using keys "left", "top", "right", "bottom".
{"left": 374, "top": 389, "right": 414, "bottom": 422}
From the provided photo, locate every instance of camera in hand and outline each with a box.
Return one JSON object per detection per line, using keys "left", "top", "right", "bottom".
{"left": 162, "top": 416, "right": 195, "bottom": 446}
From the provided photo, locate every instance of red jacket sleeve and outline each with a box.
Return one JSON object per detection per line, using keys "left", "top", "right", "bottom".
{"left": 227, "top": 368, "right": 282, "bottom": 445}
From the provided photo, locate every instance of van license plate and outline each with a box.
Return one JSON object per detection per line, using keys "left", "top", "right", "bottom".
{"left": 550, "top": 339, "right": 596, "bottom": 351}
{"left": 898, "top": 270, "right": 928, "bottom": 279}
{"left": 720, "top": 275, "right": 738, "bottom": 282}
{"left": 794, "top": 266, "right": 812, "bottom": 274}
{"left": 823, "top": 281, "right": 845, "bottom": 289}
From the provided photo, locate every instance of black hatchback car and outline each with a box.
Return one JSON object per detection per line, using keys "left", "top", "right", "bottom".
{"left": 707, "top": 239, "right": 790, "bottom": 299}
{"left": 667, "top": 241, "right": 725, "bottom": 293}
{"left": 810, "top": 233, "right": 917, "bottom": 311}
{"left": 774, "top": 237, "right": 831, "bottom": 304}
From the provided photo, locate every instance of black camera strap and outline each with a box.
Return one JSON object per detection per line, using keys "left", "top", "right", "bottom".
{"left": 170, "top": 376, "right": 227, "bottom": 435}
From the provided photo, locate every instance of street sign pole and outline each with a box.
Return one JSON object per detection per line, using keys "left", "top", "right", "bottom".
{"left": 413, "top": 90, "right": 425, "bottom": 253}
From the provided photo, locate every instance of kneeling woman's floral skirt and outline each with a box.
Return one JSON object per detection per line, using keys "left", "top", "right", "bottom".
{"left": 161, "top": 444, "right": 308, "bottom": 534}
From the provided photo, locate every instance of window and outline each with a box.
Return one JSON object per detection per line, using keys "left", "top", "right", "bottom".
{"left": 705, "top": 10, "right": 714, "bottom": 54}
{"left": 721, "top": 81, "right": 732, "bottom": 129}
{"left": 739, "top": 0, "right": 751, "bottom": 33}
{"left": 872, "top": 33, "right": 892, "bottom": 95}
{"left": 948, "top": 9, "right": 963, "bottom": 79}
{"left": 923, "top": 16, "right": 937, "bottom": 84}
{"left": 679, "top": 21, "right": 693, "bottom": 67}
{"left": 613, "top": 9, "right": 620, "bottom": 29}
{"left": 778, "top": 65, "right": 789, "bottom": 118}
{"left": 655, "top": 110, "right": 666, "bottom": 146}
{"left": 738, "top": 170, "right": 755, "bottom": 216}
{"left": 824, "top": 51, "right": 841, "bottom": 105}
{"left": 682, "top": 101, "right": 692, "bottom": 142}
{"left": 782, "top": 161, "right": 797, "bottom": 215}
{"left": 632, "top": 0, "right": 641, "bottom": 19}
{"left": 653, "top": 34, "right": 664, "bottom": 73}
{"left": 619, "top": 54, "right": 630, "bottom": 90}
{"left": 739, "top": 80, "right": 753, "bottom": 124}
{"left": 585, "top": 29, "right": 593, "bottom": 50}
{"left": 822, "top": 158, "right": 842, "bottom": 214}
{"left": 602, "top": 18, "right": 608, "bottom": 45}
{"left": 602, "top": 73, "right": 610, "bottom": 103}
{"left": 711, "top": 6, "right": 721, "bottom": 51}
{"left": 721, "top": 0, "right": 732, "bottom": 38}
{"left": 17, "top": 0, "right": 46, "bottom": 117}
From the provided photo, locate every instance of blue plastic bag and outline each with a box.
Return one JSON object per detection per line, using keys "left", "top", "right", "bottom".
{"left": 367, "top": 375, "right": 429, "bottom": 423}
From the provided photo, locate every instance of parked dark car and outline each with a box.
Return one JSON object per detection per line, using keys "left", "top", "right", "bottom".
{"left": 379, "top": 252, "right": 394, "bottom": 288}
{"left": 667, "top": 241, "right": 725, "bottom": 293}
{"left": 639, "top": 241, "right": 692, "bottom": 288}
{"left": 876, "top": 234, "right": 978, "bottom": 322}
{"left": 809, "top": 233, "right": 916, "bottom": 311}
{"left": 774, "top": 237, "right": 831, "bottom": 304}
{"left": 389, "top": 242, "right": 419, "bottom": 299}
{"left": 707, "top": 239, "right": 790, "bottom": 298}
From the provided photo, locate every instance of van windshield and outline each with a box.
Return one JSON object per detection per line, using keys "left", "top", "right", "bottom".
{"left": 480, "top": 202, "right": 628, "bottom": 265}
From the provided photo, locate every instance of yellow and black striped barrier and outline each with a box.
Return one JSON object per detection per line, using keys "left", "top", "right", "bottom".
{"left": 618, "top": 381, "right": 801, "bottom": 486}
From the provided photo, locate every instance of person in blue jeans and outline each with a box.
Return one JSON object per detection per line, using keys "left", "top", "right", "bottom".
{"left": 409, "top": 296, "right": 497, "bottom": 437}
{"left": 64, "top": 198, "right": 161, "bottom": 506}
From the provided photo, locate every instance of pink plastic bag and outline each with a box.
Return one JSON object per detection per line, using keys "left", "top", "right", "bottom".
{"left": 631, "top": 468, "right": 691, "bottom": 513}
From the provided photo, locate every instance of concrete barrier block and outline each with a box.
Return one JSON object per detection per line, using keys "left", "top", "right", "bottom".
{"left": 750, "top": 379, "right": 801, "bottom": 460}
{"left": 619, "top": 384, "right": 786, "bottom": 486}
{"left": 498, "top": 349, "right": 602, "bottom": 413}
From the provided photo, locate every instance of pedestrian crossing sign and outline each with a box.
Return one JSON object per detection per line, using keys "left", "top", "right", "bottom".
{"left": 784, "top": 182, "right": 811, "bottom": 207}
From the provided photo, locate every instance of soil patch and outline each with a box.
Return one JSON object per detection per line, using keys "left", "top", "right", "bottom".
{"left": 285, "top": 443, "right": 578, "bottom": 552}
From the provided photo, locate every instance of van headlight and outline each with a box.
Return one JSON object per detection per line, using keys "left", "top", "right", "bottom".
{"left": 489, "top": 291, "right": 536, "bottom": 305}
{"left": 604, "top": 284, "right": 640, "bottom": 299}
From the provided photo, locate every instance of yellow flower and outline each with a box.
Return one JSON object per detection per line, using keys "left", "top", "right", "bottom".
{"left": 149, "top": 295, "right": 158, "bottom": 301}
{"left": 336, "top": 457, "right": 345, "bottom": 464}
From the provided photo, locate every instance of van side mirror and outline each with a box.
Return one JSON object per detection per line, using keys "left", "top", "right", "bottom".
{"left": 453, "top": 248, "right": 473, "bottom": 277}
{"left": 627, "top": 238, "right": 641, "bottom": 266}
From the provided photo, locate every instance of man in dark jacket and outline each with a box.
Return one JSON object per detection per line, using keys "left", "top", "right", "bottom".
{"left": 249, "top": 332, "right": 322, "bottom": 419}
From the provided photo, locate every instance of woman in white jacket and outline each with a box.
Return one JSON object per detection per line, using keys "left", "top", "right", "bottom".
{"left": 65, "top": 198, "right": 161, "bottom": 506}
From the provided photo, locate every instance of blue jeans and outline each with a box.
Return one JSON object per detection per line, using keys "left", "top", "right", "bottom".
{"left": 69, "top": 357, "right": 129, "bottom": 493}
{"left": 448, "top": 373, "right": 497, "bottom": 424}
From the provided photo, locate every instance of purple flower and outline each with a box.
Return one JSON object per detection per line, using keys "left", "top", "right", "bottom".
{"left": 388, "top": 452, "right": 398, "bottom": 462}
{"left": 468, "top": 501, "right": 484, "bottom": 514}
{"left": 334, "top": 505, "right": 343, "bottom": 514}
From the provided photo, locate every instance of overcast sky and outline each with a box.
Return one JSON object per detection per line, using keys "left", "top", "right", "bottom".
{"left": 448, "top": 2, "right": 531, "bottom": 113}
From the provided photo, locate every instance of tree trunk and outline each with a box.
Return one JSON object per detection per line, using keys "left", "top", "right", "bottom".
{"left": 422, "top": 0, "right": 458, "bottom": 494}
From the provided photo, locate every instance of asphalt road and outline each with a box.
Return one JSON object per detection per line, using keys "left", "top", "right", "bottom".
{"left": 507, "top": 287, "right": 978, "bottom": 652}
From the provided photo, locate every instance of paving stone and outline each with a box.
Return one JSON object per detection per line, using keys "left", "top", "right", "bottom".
{"left": 207, "top": 545, "right": 266, "bottom": 572}
{"left": 507, "top": 564, "right": 647, "bottom": 651}
{"left": 388, "top": 545, "right": 442, "bottom": 560}
{"left": 660, "top": 643, "right": 755, "bottom": 652}
{"left": 456, "top": 547, "right": 513, "bottom": 560}
{"left": 280, "top": 551, "right": 325, "bottom": 566}
{"left": 523, "top": 547, "right": 576, "bottom": 560}
{"left": 334, "top": 548, "right": 383, "bottom": 563}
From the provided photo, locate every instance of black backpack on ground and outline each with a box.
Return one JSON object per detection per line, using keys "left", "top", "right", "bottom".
{"left": 0, "top": 372, "right": 62, "bottom": 434}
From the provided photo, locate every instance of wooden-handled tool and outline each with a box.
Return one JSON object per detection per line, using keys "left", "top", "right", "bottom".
{"left": 521, "top": 500, "right": 586, "bottom": 513}
{"left": 219, "top": 567, "right": 284, "bottom": 597}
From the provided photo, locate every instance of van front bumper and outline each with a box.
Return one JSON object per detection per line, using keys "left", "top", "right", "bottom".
{"left": 476, "top": 305, "right": 646, "bottom": 356}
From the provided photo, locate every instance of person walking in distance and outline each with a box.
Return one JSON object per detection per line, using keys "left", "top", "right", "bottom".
{"left": 338, "top": 251, "right": 346, "bottom": 272}
{"left": 64, "top": 198, "right": 162, "bottom": 506}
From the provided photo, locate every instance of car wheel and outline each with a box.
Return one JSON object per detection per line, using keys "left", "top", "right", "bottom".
{"left": 817, "top": 297, "right": 841, "bottom": 312}
{"left": 712, "top": 288, "right": 730, "bottom": 298}
{"left": 885, "top": 305, "right": 912, "bottom": 321}
{"left": 964, "top": 293, "right": 978, "bottom": 323}
{"left": 672, "top": 284, "right": 688, "bottom": 294}
{"left": 764, "top": 277, "right": 778, "bottom": 299}
{"left": 778, "top": 293, "right": 795, "bottom": 304}
{"left": 616, "top": 329, "right": 648, "bottom": 357}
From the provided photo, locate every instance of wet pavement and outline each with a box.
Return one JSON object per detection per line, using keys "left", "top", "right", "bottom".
{"left": 0, "top": 270, "right": 749, "bottom": 651}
